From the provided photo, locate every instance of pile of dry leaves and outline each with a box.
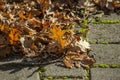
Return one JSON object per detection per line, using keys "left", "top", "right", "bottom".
{"left": 0, "top": 0, "right": 119, "bottom": 68}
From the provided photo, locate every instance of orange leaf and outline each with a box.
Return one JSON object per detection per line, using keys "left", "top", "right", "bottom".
{"left": 0, "top": 25, "right": 9, "bottom": 32}
{"left": 50, "top": 24, "right": 66, "bottom": 48}
{"left": 0, "top": 25, "right": 5, "bottom": 31}
{"left": 9, "top": 28, "right": 20, "bottom": 45}
{"left": 18, "top": 13, "right": 26, "bottom": 20}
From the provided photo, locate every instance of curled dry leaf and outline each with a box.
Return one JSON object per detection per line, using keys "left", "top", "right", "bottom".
{"left": 75, "top": 37, "right": 91, "bottom": 52}
{"left": 63, "top": 36, "right": 94, "bottom": 68}
{"left": 64, "top": 52, "right": 95, "bottom": 68}
{"left": 46, "top": 40, "right": 63, "bottom": 54}
{"left": 20, "top": 36, "right": 38, "bottom": 57}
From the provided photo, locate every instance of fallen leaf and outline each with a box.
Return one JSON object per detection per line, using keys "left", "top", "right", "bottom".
{"left": 75, "top": 37, "right": 91, "bottom": 52}
{"left": 0, "top": 45, "right": 11, "bottom": 58}
{"left": 9, "top": 28, "right": 20, "bottom": 45}
{"left": 50, "top": 24, "right": 67, "bottom": 48}
{"left": 18, "top": 13, "right": 26, "bottom": 20}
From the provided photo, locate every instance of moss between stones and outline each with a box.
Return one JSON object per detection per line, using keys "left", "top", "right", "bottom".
{"left": 99, "top": 42, "right": 109, "bottom": 44}
{"left": 39, "top": 67, "right": 46, "bottom": 75}
{"left": 90, "top": 41, "right": 96, "bottom": 44}
{"left": 90, "top": 41, "right": 109, "bottom": 44}
{"left": 42, "top": 76, "right": 83, "bottom": 80}
{"left": 92, "top": 64, "right": 120, "bottom": 68}
{"left": 111, "top": 64, "right": 120, "bottom": 68}
{"left": 79, "top": 28, "right": 87, "bottom": 34}
{"left": 92, "top": 20, "right": 120, "bottom": 24}
{"left": 85, "top": 68, "right": 91, "bottom": 80}
{"left": 84, "top": 77, "right": 90, "bottom": 80}
{"left": 47, "top": 76, "right": 53, "bottom": 79}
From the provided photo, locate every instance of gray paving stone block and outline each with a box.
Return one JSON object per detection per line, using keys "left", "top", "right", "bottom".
{"left": 101, "top": 14, "right": 120, "bottom": 20}
{"left": 88, "top": 24, "right": 120, "bottom": 43}
{"left": 43, "top": 62, "right": 86, "bottom": 78}
{"left": 43, "top": 78, "right": 83, "bottom": 80}
{"left": 90, "top": 44, "right": 120, "bottom": 64}
{"left": 91, "top": 68, "right": 120, "bottom": 80}
{"left": 0, "top": 64, "right": 39, "bottom": 80}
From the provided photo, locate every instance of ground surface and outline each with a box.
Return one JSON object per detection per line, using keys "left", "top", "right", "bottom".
{"left": 0, "top": 13, "right": 120, "bottom": 80}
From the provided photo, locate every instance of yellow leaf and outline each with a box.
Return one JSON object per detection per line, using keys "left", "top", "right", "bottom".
{"left": 0, "top": 25, "right": 9, "bottom": 32}
{"left": 50, "top": 24, "right": 66, "bottom": 48}
{"left": 0, "top": 25, "right": 4, "bottom": 31}
{"left": 9, "top": 28, "right": 20, "bottom": 45}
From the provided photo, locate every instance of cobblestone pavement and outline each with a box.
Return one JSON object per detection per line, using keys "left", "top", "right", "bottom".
{"left": 0, "top": 13, "right": 120, "bottom": 80}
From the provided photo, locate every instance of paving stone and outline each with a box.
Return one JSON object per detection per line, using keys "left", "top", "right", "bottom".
{"left": 43, "top": 78, "right": 83, "bottom": 80}
{"left": 0, "top": 64, "right": 39, "bottom": 80}
{"left": 91, "top": 68, "right": 120, "bottom": 80}
{"left": 43, "top": 62, "right": 86, "bottom": 78}
{"left": 88, "top": 24, "right": 120, "bottom": 43}
{"left": 101, "top": 13, "right": 120, "bottom": 20}
{"left": 90, "top": 44, "right": 120, "bottom": 64}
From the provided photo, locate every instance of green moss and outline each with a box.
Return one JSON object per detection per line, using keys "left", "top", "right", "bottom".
{"left": 111, "top": 64, "right": 120, "bottom": 68}
{"left": 79, "top": 28, "right": 87, "bottom": 34}
{"left": 81, "top": 20, "right": 89, "bottom": 28}
{"left": 99, "top": 64, "right": 110, "bottom": 68}
{"left": 100, "top": 42, "right": 109, "bottom": 44}
{"left": 91, "top": 41, "right": 96, "bottom": 44}
{"left": 86, "top": 69, "right": 90, "bottom": 77}
{"left": 86, "top": 66, "right": 90, "bottom": 70}
{"left": 93, "top": 64, "right": 120, "bottom": 68}
{"left": 39, "top": 67, "right": 46, "bottom": 75}
{"left": 63, "top": 76, "right": 68, "bottom": 79}
{"left": 111, "top": 64, "right": 118, "bottom": 68}
{"left": 93, "top": 64, "right": 99, "bottom": 68}
{"left": 47, "top": 76, "right": 53, "bottom": 79}
{"left": 84, "top": 77, "right": 89, "bottom": 80}
{"left": 92, "top": 20, "right": 120, "bottom": 24}
{"left": 40, "top": 67, "right": 46, "bottom": 72}
{"left": 39, "top": 71, "right": 42, "bottom": 75}
{"left": 83, "top": 20, "right": 88, "bottom": 26}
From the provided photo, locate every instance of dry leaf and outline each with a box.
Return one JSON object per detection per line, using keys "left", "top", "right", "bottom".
{"left": 0, "top": 25, "right": 9, "bottom": 32}
{"left": 50, "top": 24, "right": 67, "bottom": 48}
{"left": 75, "top": 37, "right": 91, "bottom": 52}
{"left": 63, "top": 56, "right": 74, "bottom": 68}
{"left": 113, "top": 0, "right": 120, "bottom": 8}
{"left": 0, "top": 45, "right": 11, "bottom": 58}
{"left": 9, "top": 28, "right": 20, "bottom": 45}
{"left": 19, "top": 13, "right": 32, "bottom": 20}
{"left": 19, "top": 13, "right": 26, "bottom": 20}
